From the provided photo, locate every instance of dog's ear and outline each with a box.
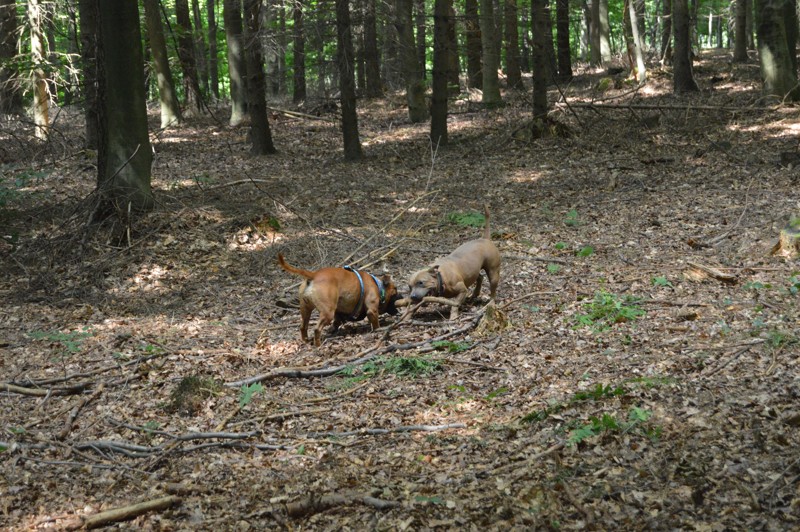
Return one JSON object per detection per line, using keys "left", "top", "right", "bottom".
{"left": 428, "top": 266, "right": 439, "bottom": 274}
{"left": 381, "top": 273, "right": 393, "bottom": 284}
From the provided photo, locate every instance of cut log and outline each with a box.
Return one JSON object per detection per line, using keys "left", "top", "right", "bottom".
{"left": 770, "top": 219, "right": 800, "bottom": 259}
{"left": 683, "top": 261, "right": 738, "bottom": 284}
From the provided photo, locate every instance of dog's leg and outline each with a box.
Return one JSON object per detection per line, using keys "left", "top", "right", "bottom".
{"left": 487, "top": 268, "right": 500, "bottom": 301}
{"left": 449, "top": 284, "right": 469, "bottom": 319}
{"left": 314, "top": 307, "right": 335, "bottom": 347}
{"left": 299, "top": 301, "right": 314, "bottom": 343}
{"left": 366, "top": 309, "right": 380, "bottom": 331}
{"left": 469, "top": 274, "right": 483, "bottom": 301}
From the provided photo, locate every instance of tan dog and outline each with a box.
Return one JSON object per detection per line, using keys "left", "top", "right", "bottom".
{"left": 278, "top": 254, "right": 399, "bottom": 346}
{"left": 407, "top": 206, "right": 500, "bottom": 318}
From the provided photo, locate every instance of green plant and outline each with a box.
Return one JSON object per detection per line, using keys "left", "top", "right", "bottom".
{"left": 547, "top": 263, "right": 561, "bottom": 274}
{"left": 651, "top": 276, "right": 673, "bottom": 288}
{"left": 29, "top": 328, "right": 94, "bottom": 359}
{"left": 576, "top": 246, "right": 594, "bottom": 257}
{"left": 625, "top": 375, "right": 678, "bottom": 388}
{"left": 568, "top": 407, "right": 661, "bottom": 446}
{"left": 564, "top": 209, "right": 580, "bottom": 227}
{"left": 574, "top": 291, "right": 645, "bottom": 331}
{"left": 744, "top": 281, "right": 767, "bottom": 291}
{"left": 447, "top": 211, "right": 485, "bottom": 228}
{"left": 431, "top": 340, "right": 471, "bottom": 353}
{"left": 788, "top": 274, "right": 800, "bottom": 295}
{"left": 484, "top": 387, "right": 509, "bottom": 401}
{"left": 167, "top": 376, "right": 223, "bottom": 415}
{"left": 339, "top": 355, "right": 441, "bottom": 380}
{"left": 239, "top": 382, "right": 265, "bottom": 407}
{"left": 523, "top": 383, "right": 628, "bottom": 424}
{"left": 554, "top": 241, "right": 567, "bottom": 250}
{"left": 766, "top": 330, "right": 796, "bottom": 350}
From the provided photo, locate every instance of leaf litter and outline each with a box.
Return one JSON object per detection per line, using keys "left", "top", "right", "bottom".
{"left": 1, "top": 53, "right": 800, "bottom": 529}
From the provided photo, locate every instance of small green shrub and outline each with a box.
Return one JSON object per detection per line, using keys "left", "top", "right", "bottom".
{"left": 564, "top": 209, "right": 580, "bottom": 227}
{"left": 447, "top": 211, "right": 486, "bottom": 228}
{"left": 574, "top": 291, "right": 645, "bottom": 331}
{"left": 651, "top": 276, "right": 673, "bottom": 288}
{"left": 239, "top": 382, "right": 265, "bottom": 407}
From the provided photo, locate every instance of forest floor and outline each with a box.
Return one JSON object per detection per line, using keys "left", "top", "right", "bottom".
{"left": 2, "top": 50, "right": 800, "bottom": 530}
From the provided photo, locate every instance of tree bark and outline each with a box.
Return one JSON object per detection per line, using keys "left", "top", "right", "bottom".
{"left": 598, "top": 0, "right": 611, "bottom": 63}
{"left": 625, "top": 0, "right": 647, "bottom": 82}
{"left": 78, "top": 0, "right": 99, "bottom": 148}
{"left": 589, "top": 0, "right": 601, "bottom": 64}
{"left": 446, "top": 3, "right": 460, "bottom": 92}
{"left": 243, "top": 0, "right": 276, "bottom": 154}
{"left": 96, "top": 0, "right": 154, "bottom": 214}
{"left": 143, "top": 0, "right": 182, "bottom": 127}
{"left": 660, "top": 0, "right": 672, "bottom": 64}
{"left": 672, "top": 0, "right": 698, "bottom": 92}
{"left": 293, "top": 0, "right": 307, "bottom": 102}
{"left": 756, "top": 0, "right": 800, "bottom": 100}
{"left": 364, "top": 0, "right": 382, "bottom": 96}
{"left": 733, "top": 0, "right": 748, "bottom": 61}
{"left": 28, "top": 0, "right": 49, "bottom": 140}
{"left": 396, "top": 0, "right": 428, "bottom": 122}
{"left": 208, "top": 0, "right": 220, "bottom": 98}
{"left": 465, "top": 0, "right": 482, "bottom": 89}
{"left": 504, "top": 0, "right": 522, "bottom": 88}
{"left": 555, "top": 0, "right": 572, "bottom": 80}
{"left": 335, "top": 0, "right": 363, "bottom": 160}
{"left": 224, "top": 0, "right": 247, "bottom": 125}
{"left": 0, "top": 0, "right": 23, "bottom": 114}
{"left": 415, "top": 0, "right": 426, "bottom": 79}
{"left": 430, "top": 0, "right": 449, "bottom": 146}
{"left": 480, "top": 0, "right": 502, "bottom": 105}
{"left": 192, "top": 0, "right": 209, "bottom": 95}
{"left": 531, "top": 0, "right": 548, "bottom": 121}
{"left": 176, "top": 0, "right": 204, "bottom": 116}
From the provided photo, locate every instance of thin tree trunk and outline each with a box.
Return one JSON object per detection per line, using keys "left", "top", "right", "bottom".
{"left": 446, "top": 3, "right": 459, "bottom": 92}
{"left": 208, "top": 0, "right": 219, "bottom": 98}
{"left": 29, "top": 0, "right": 49, "bottom": 140}
{"left": 555, "top": 0, "right": 572, "bottom": 80}
{"left": 598, "top": 0, "right": 611, "bottom": 62}
{"left": 78, "top": 0, "right": 99, "bottom": 148}
{"left": 335, "top": 0, "right": 363, "bottom": 160}
{"left": 364, "top": 0, "right": 382, "bottom": 96}
{"left": 504, "top": 0, "right": 522, "bottom": 88}
{"left": 396, "top": 0, "right": 428, "bottom": 122}
{"left": 756, "top": 0, "right": 800, "bottom": 100}
{"left": 143, "top": 0, "right": 182, "bottom": 127}
{"left": 590, "top": 0, "right": 601, "bottom": 64}
{"left": 192, "top": 0, "right": 209, "bottom": 95}
{"left": 626, "top": 0, "right": 646, "bottom": 82}
{"left": 430, "top": 0, "right": 449, "bottom": 146}
{"left": 465, "top": 0, "right": 482, "bottom": 89}
{"left": 293, "top": 0, "right": 307, "bottom": 101}
{"left": 660, "top": 0, "right": 672, "bottom": 64}
{"left": 415, "top": 0, "right": 425, "bottom": 79}
{"left": 176, "top": 0, "right": 204, "bottom": 115}
{"left": 531, "top": 0, "right": 548, "bottom": 121}
{"left": 224, "top": 0, "right": 247, "bottom": 124}
{"left": 480, "top": 0, "right": 502, "bottom": 104}
{"left": 672, "top": 0, "right": 698, "bottom": 92}
{"left": 243, "top": 0, "right": 276, "bottom": 154}
{"left": 1, "top": 0, "right": 23, "bottom": 114}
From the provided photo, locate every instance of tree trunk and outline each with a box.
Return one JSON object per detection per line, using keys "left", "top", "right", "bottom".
{"left": 335, "top": 0, "right": 363, "bottom": 160}
{"left": 208, "top": 0, "right": 220, "bottom": 98}
{"left": 543, "top": 0, "right": 557, "bottom": 81}
{"left": 192, "top": 0, "right": 209, "bottom": 95}
{"left": 520, "top": 8, "right": 530, "bottom": 71}
{"left": 28, "top": 0, "right": 49, "bottom": 140}
{"left": 176, "top": 0, "right": 204, "bottom": 116}
{"left": 580, "top": 0, "right": 590, "bottom": 61}
{"left": 415, "top": 0, "right": 426, "bottom": 79}
{"left": 626, "top": 0, "right": 647, "bottom": 82}
{"left": 598, "top": 0, "right": 611, "bottom": 63}
{"left": 430, "top": 0, "right": 449, "bottom": 146}
{"left": 504, "top": 0, "right": 522, "bottom": 88}
{"left": 480, "top": 0, "right": 502, "bottom": 105}
{"left": 0, "top": 0, "right": 23, "bottom": 114}
{"left": 446, "top": 3, "right": 460, "bottom": 92}
{"left": 756, "top": 0, "right": 800, "bottom": 100}
{"left": 243, "top": 0, "right": 276, "bottom": 154}
{"left": 224, "top": 0, "right": 247, "bottom": 125}
{"left": 531, "top": 0, "right": 548, "bottom": 121}
{"left": 590, "top": 0, "right": 601, "bottom": 64}
{"left": 396, "top": 0, "right": 428, "bottom": 122}
{"left": 672, "top": 0, "right": 698, "bottom": 92}
{"left": 143, "top": 0, "right": 182, "bottom": 127}
{"left": 78, "top": 0, "right": 99, "bottom": 148}
{"left": 364, "top": 0, "right": 382, "bottom": 96}
{"left": 293, "top": 0, "right": 307, "bottom": 102}
{"left": 96, "top": 0, "right": 154, "bottom": 215}
{"left": 660, "top": 0, "right": 672, "bottom": 64}
{"left": 556, "top": 0, "right": 572, "bottom": 80}
{"left": 783, "top": 0, "right": 798, "bottom": 74}
{"left": 465, "top": 0, "right": 482, "bottom": 89}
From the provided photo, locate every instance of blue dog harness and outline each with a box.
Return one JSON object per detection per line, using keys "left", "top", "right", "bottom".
{"left": 343, "top": 265, "right": 386, "bottom": 321}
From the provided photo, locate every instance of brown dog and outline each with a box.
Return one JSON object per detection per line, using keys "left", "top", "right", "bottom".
{"left": 407, "top": 206, "right": 500, "bottom": 318}
{"left": 277, "top": 254, "right": 399, "bottom": 346}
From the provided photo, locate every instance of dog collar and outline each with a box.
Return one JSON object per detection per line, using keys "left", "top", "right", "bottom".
{"left": 367, "top": 273, "right": 386, "bottom": 305}
{"left": 343, "top": 265, "right": 366, "bottom": 320}
{"left": 435, "top": 270, "right": 445, "bottom": 296}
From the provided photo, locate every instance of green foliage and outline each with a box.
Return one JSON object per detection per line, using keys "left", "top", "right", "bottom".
{"left": 766, "top": 329, "right": 796, "bottom": 350}
{"left": 484, "top": 387, "right": 509, "bottom": 401}
{"left": 167, "top": 375, "right": 223, "bottom": 415}
{"left": 239, "top": 382, "right": 265, "bottom": 408}
{"left": 29, "top": 328, "right": 93, "bottom": 355}
{"left": 339, "top": 355, "right": 442, "bottom": 380}
{"left": 296, "top": 444, "right": 306, "bottom": 455}
{"left": 625, "top": 375, "right": 678, "bottom": 388}
{"left": 788, "top": 274, "right": 800, "bottom": 295}
{"left": 554, "top": 241, "right": 567, "bottom": 250}
{"left": 574, "top": 291, "right": 645, "bottom": 331}
{"left": 564, "top": 209, "right": 580, "bottom": 226}
{"left": 651, "top": 276, "right": 673, "bottom": 288}
{"left": 447, "top": 210, "right": 486, "bottom": 228}
{"left": 523, "top": 383, "right": 628, "bottom": 424}
{"left": 576, "top": 246, "right": 594, "bottom": 257}
{"left": 547, "top": 263, "right": 561, "bottom": 274}
{"left": 431, "top": 340, "right": 471, "bottom": 353}
{"left": 568, "top": 407, "right": 660, "bottom": 446}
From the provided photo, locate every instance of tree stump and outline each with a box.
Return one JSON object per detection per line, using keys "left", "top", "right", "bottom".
{"left": 771, "top": 219, "right": 800, "bottom": 259}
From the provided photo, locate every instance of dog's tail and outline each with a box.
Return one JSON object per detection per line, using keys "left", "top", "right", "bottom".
{"left": 483, "top": 205, "right": 491, "bottom": 240}
{"left": 277, "top": 253, "right": 316, "bottom": 280}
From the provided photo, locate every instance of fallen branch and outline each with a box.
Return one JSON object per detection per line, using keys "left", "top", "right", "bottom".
{"left": 63, "top": 495, "right": 181, "bottom": 530}
{"left": 394, "top": 296, "right": 460, "bottom": 308}
{"left": 266, "top": 105, "right": 337, "bottom": 123}
{"left": 306, "top": 423, "right": 466, "bottom": 439}
{"left": 286, "top": 492, "right": 400, "bottom": 518}
{"left": 683, "top": 261, "right": 738, "bottom": 284}
{"left": 57, "top": 384, "right": 104, "bottom": 441}
{"left": 490, "top": 442, "right": 566, "bottom": 478}
{"left": 1, "top": 381, "right": 93, "bottom": 397}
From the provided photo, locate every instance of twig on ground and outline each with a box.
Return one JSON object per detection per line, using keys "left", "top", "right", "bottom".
{"left": 498, "top": 291, "right": 561, "bottom": 311}
{"left": 286, "top": 492, "right": 400, "bottom": 518}
{"left": 57, "top": 384, "right": 104, "bottom": 441}
{"left": 305, "top": 423, "right": 466, "bottom": 439}
{"left": 62, "top": 495, "right": 181, "bottom": 530}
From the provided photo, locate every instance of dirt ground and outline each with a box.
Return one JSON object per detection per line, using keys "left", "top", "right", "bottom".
{"left": 2, "top": 52, "right": 800, "bottom": 530}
